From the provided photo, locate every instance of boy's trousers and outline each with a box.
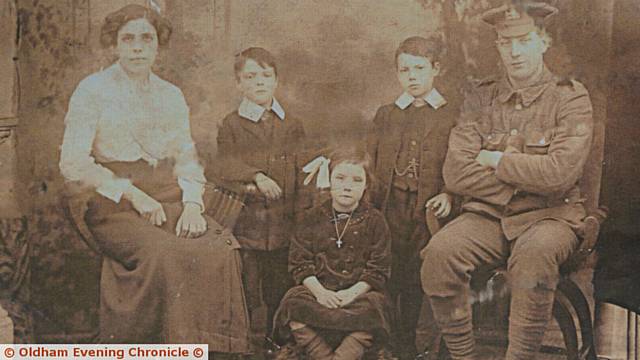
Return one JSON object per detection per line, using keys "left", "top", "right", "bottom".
{"left": 385, "top": 187, "right": 439, "bottom": 357}
{"left": 241, "top": 248, "right": 291, "bottom": 344}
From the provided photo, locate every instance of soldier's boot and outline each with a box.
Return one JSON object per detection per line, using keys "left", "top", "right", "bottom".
{"left": 333, "top": 331, "right": 373, "bottom": 360}
{"left": 428, "top": 296, "right": 476, "bottom": 360}
{"left": 291, "top": 326, "right": 333, "bottom": 360}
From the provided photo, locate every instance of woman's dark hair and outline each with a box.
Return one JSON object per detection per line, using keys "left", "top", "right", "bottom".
{"left": 234, "top": 47, "right": 278, "bottom": 81}
{"left": 100, "top": 4, "right": 173, "bottom": 48}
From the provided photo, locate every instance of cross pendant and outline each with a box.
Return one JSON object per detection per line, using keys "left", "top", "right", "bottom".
{"left": 336, "top": 238, "right": 343, "bottom": 248}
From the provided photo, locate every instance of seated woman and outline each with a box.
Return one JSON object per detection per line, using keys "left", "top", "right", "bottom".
{"left": 59, "top": 4, "right": 249, "bottom": 352}
{"left": 274, "top": 148, "right": 393, "bottom": 360}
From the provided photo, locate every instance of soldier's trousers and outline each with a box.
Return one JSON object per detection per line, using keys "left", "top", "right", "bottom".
{"left": 421, "top": 212, "right": 578, "bottom": 360}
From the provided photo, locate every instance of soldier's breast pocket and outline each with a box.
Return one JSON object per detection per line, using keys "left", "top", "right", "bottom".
{"left": 524, "top": 130, "right": 553, "bottom": 155}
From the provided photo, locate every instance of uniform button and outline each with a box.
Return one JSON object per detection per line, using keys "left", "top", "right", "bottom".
{"left": 225, "top": 239, "right": 232, "bottom": 245}
{"left": 280, "top": 155, "right": 286, "bottom": 160}
{"left": 408, "top": 174, "right": 414, "bottom": 178}
{"left": 487, "top": 135, "right": 493, "bottom": 140}
{"left": 564, "top": 198, "right": 570, "bottom": 203}
{"left": 410, "top": 140, "right": 417, "bottom": 146}
{"left": 510, "top": 129, "right": 518, "bottom": 136}
{"left": 515, "top": 104, "right": 523, "bottom": 110}
{"left": 353, "top": 231, "right": 358, "bottom": 235}
{"left": 341, "top": 270, "right": 349, "bottom": 274}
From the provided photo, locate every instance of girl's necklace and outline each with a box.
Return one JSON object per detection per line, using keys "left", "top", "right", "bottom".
{"left": 332, "top": 208, "right": 354, "bottom": 248}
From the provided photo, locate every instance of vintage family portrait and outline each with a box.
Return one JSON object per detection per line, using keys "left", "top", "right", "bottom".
{"left": 0, "top": 0, "right": 638, "bottom": 359}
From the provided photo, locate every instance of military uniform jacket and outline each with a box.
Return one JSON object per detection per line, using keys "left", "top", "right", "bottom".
{"left": 208, "top": 109, "right": 306, "bottom": 251}
{"left": 367, "top": 100, "right": 457, "bottom": 218}
{"left": 444, "top": 67, "right": 594, "bottom": 240}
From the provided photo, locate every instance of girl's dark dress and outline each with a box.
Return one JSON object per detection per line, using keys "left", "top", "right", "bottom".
{"left": 274, "top": 200, "right": 393, "bottom": 340}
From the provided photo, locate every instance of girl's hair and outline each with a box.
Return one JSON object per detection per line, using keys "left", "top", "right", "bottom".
{"left": 100, "top": 4, "right": 173, "bottom": 48}
{"left": 328, "top": 146, "right": 375, "bottom": 187}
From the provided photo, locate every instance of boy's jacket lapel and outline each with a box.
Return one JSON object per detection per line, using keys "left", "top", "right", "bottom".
{"left": 237, "top": 115, "right": 268, "bottom": 144}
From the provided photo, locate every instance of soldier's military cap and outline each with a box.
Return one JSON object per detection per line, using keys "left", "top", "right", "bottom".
{"left": 481, "top": 1, "right": 558, "bottom": 37}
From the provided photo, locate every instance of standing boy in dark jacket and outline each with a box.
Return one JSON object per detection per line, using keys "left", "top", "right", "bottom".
{"left": 367, "top": 36, "right": 457, "bottom": 359}
{"left": 208, "top": 47, "right": 306, "bottom": 356}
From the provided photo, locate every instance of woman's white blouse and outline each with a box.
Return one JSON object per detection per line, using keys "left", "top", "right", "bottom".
{"left": 60, "top": 63, "right": 205, "bottom": 207}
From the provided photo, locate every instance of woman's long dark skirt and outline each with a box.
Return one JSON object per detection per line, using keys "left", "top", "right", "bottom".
{"left": 84, "top": 161, "right": 250, "bottom": 352}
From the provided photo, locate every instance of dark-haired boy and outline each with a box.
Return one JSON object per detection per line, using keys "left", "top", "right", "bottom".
{"left": 367, "top": 36, "right": 457, "bottom": 359}
{"left": 207, "top": 47, "right": 306, "bottom": 356}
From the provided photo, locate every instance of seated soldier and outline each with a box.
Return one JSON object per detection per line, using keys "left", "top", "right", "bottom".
{"left": 420, "top": 2, "right": 594, "bottom": 360}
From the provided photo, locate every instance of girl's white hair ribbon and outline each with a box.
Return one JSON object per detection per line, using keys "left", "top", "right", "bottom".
{"left": 303, "top": 156, "right": 331, "bottom": 189}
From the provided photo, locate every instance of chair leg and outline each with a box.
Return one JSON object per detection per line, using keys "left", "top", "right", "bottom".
{"left": 437, "top": 336, "right": 450, "bottom": 360}
{"left": 553, "top": 295, "right": 580, "bottom": 360}
{"left": 557, "top": 279, "right": 597, "bottom": 360}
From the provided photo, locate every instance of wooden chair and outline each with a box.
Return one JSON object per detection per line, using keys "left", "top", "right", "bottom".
{"left": 426, "top": 122, "right": 607, "bottom": 360}
{"left": 202, "top": 183, "right": 246, "bottom": 230}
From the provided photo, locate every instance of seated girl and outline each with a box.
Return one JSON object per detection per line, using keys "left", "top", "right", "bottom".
{"left": 274, "top": 147, "right": 393, "bottom": 360}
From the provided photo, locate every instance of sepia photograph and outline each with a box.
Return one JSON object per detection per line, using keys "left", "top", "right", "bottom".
{"left": 0, "top": 0, "right": 638, "bottom": 359}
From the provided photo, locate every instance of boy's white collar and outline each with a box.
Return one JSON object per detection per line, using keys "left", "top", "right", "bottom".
{"left": 238, "top": 97, "right": 286, "bottom": 122}
{"left": 395, "top": 88, "right": 447, "bottom": 110}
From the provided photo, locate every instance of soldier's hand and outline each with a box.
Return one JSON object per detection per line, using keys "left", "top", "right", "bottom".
{"left": 475, "top": 150, "right": 503, "bottom": 169}
{"left": 426, "top": 193, "right": 452, "bottom": 218}
{"left": 254, "top": 173, "right": 283, "bottom": 200}
{"left": 505, "top": 134, "right": 525, "bottom": 153}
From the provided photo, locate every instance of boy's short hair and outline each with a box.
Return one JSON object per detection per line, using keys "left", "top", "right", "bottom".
{"left": 234, "top": 47, "right": 278, "bottom": 81}
{"left": 395, "top": 36, "right": 445, "bottom": 67}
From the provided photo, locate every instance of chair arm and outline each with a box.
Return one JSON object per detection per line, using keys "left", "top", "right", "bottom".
{"left": 62, "top": 183, "right": 102, "bottom": 255}
{"left": 203, "top": 183, "right": 247, "bottom": 230}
